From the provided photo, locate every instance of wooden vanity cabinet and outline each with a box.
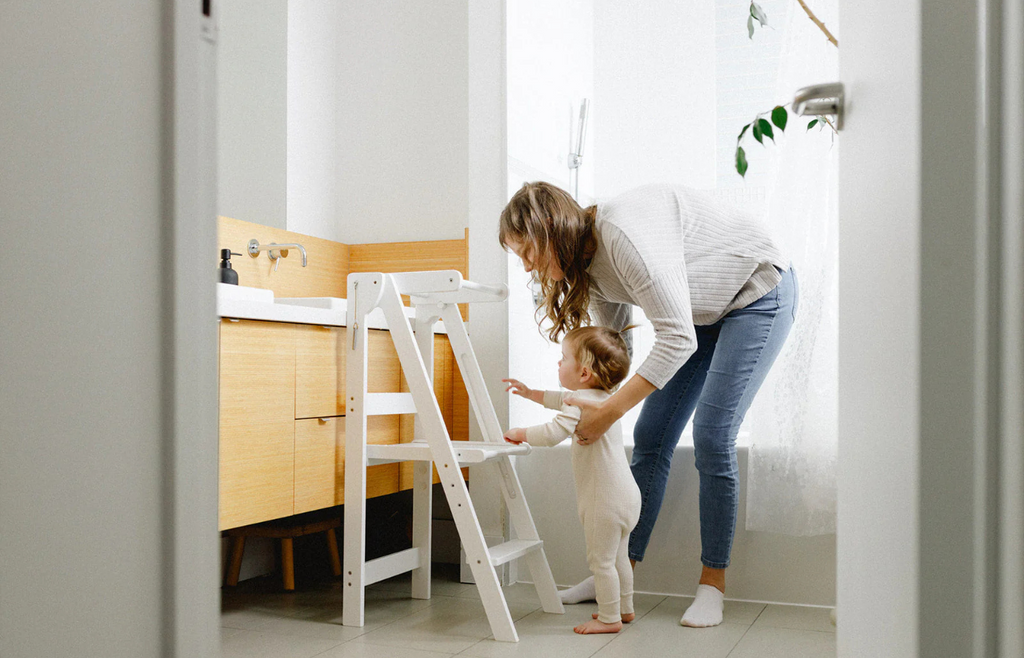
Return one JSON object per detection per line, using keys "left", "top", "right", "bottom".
{"left": 219, "top": 320, "right": 297, "bottom": 530}
{"left": 220, "top": 320, "right": 465, "bottom": 530}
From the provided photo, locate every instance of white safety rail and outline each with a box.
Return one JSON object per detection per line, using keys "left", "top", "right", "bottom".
{"left": 343, "top": 270, "right": 564, "bottom": 643}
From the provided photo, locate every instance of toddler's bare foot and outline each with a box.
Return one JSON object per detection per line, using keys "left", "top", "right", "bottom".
{"left": 592, "top": 612, "right": 634, "bottom": 623}
{"left": 574, "top": 618, "right": 623, "bottom": 634}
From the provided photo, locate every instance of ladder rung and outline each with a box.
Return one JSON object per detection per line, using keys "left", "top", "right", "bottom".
{"left": 365, "top": 392, "right": 417, "bottom": 415}
{"left": 480, "top": 539, "right": 544, "bottom": 567}
{"left": 366, "top": 441, "right": 531, "bottom": 465}
{"left": 365, "top": 547, "right": 421, "bottom": 585}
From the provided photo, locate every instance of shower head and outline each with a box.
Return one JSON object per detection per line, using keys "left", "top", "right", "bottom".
{"left": 574, "top": 98, "right": 590, "bottom": 158}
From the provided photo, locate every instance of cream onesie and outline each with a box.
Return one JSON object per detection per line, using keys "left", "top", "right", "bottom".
{"left": 524, "top": 387, "right": 642, "bottom": 624}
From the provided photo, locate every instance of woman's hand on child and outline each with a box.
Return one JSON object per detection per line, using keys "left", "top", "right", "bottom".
{"left": 564, "top": 394, "right": 616, "bottom": 442}
{"left": 503, "top": 427, "right": 527, "bottom": 444}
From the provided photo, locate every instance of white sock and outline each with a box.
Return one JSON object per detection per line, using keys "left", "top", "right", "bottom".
{"left": 559, "top": 575, "right": 597, "bottom": 604}
{"left": 680, "top": 584, "right": 724, "bottom": 627}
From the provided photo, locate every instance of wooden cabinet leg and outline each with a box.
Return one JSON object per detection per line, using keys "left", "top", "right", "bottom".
{"left": 326, "top": 528, "right": 342, "bottom": 576}
{"left": 225, "top": 536, "right": 245, "bottom": 587}
{"left": 281, "top": 538, "right": 295, "bottom": 591}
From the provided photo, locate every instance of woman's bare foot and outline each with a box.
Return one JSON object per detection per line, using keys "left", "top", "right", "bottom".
{"left": 574, "top": 618, "right": 623, "bottom": 634}
{"left": 592, "top": 612, "right": 634, "bottom": 623}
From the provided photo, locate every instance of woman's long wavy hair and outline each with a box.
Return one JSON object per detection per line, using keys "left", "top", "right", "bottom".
{"left": 499, "top": 181, "right": 597, "bottom": 342}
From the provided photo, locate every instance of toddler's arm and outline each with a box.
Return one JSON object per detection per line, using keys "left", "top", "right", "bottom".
{"left": 503, "top": 378, "right": 544, "bottom": 405}
{"left": 504, "top": 403, "right": 581, "bottom": 448}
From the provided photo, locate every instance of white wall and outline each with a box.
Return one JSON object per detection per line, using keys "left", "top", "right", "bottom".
{"left": 287, "top": 0, "right": 339, "bottom": 241}
{"left": 467, "top": 0, "right": 511, "bottom": 583}
{"left": 217, "top": 0, "right": 288, "bottom": 228}
{"left": 593, "top": 0, "right": 717, "bottom": 196}
{"left": 507, "top": 0, "right": 594, "bottom": 194}
{"left": 0, "top": 2, "right": 218, "bottom": 656}
{"left": 336, "top": 1, "right": 469, "bottom": 244}
{"left": 836, "top": 1, "right": 921, "bottom": 655}
{"left": 506, "top": 0, "right": 595, "bottom": 433}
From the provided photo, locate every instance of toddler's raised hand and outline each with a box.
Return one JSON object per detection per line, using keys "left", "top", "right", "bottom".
{"left": 503, "top": 378, "right": 534, "bottom": 399}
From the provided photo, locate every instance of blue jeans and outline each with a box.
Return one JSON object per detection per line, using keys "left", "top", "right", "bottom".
{"left": 628, "top": 268, "right": 798, "bottom": 569}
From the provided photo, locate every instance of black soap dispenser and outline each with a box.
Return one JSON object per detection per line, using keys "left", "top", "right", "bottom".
{"left": 219, "top": 249, "right": 241, "bottom": 285}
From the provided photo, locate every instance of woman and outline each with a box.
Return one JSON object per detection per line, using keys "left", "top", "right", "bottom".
{"left": 500, "top": 181, "right": 797, "bottom": 627}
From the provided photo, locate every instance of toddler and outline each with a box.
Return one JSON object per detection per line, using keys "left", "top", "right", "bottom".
{"left": 503, "top": 326, "right": 642, "bottom": 635}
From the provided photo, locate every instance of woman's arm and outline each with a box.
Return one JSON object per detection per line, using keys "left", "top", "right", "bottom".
{"left": 565, "top": 373, "right": 657, "bottom": 441}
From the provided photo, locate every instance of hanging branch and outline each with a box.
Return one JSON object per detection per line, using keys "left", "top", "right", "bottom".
{"left": 795, "top": 0, "right": 838, "bottom": 47}
{"left": 735, "top": 1, "right": 838, "bottom": 177}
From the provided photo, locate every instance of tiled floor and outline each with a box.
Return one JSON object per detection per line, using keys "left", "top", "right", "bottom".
{"left": 221, "top": 567, "right": 835, "bottom": 658}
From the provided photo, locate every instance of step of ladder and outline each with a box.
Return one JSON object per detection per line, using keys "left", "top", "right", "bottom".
{"left": 366, "top": 441, "right": 531, "bottom": 466}
{"left": 482, "top": 539, "right": 544, "bottom": 567}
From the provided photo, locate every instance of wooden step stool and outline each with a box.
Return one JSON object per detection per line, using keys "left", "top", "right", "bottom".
{"left": 223, "top": 517, "right": 341, "bottom": 591}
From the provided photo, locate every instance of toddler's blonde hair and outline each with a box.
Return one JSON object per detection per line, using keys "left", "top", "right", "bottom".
{"left": 563, "top": 325, "right": 637, "bottom": 391}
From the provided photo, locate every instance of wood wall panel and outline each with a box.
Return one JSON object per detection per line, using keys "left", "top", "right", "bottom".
{"left": 218, "top": 216, "right": 350, "bottom": 298}
{"left": 348, "top": 229, "right": 468, "bottom": 277}
{"left": 349, "top": 229, "right": 470, "bottom": 319}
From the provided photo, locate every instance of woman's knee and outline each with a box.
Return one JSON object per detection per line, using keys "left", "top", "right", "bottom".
{"left": 692, "top": 427, "right": 738, "bottom": 477}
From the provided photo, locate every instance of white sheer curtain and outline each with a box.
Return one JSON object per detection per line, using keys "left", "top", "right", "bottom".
{"left": 744, "top": 0, "right": 839, "bottom": 536}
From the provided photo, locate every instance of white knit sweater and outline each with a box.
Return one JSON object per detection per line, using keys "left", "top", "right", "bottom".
{"left": 586, "top": 184, "right": 788, "bottom": 389}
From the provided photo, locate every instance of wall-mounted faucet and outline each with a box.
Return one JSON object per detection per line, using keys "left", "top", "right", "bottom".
{"left": 247, "top": 239, "right": 307, "bottom": 271}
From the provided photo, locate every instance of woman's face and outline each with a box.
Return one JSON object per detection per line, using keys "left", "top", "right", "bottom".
{"left": 507, "top": 238, "right": 564, "bottom": 282}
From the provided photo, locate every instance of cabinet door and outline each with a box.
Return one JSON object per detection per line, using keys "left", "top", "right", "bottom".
{"left": 334, "top": 417, "right": 402, "bottom": 505}
{"left": 294, "top": 417, "right": 338, "bottom": 514}
{"left": 219, "top": 320, "right": 295, "bottom": 530}
{"left": 295, "top": 325, "right": 345, "bottom": 419}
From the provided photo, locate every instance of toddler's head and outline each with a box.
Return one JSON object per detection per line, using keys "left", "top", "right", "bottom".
{"left": 559, "top": 326, "right": 633, "bottom": 391}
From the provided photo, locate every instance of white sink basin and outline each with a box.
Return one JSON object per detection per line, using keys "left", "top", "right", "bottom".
{"left": 217, "top": 284, "right": 444, "bottom": 333}
{"left": 217, "top": 282, "right": 273, "bottom": 303}
{"left": 275, "top": 297, "right": 346, "bottom": 311}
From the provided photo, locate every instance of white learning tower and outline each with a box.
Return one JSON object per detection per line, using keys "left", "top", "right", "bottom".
{"left": 343, "top": 270, "right": 564, "bottom": 642}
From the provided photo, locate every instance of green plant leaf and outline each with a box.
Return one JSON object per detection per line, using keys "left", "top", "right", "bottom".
{"left": 750, "top": 2, "right": 768, "bottom": 27}
{"left": 752, "top": 120, "right": 763, "bottom": 144}
{"left": 807, "top": 119, "right": 819, "bottom": 130}
{"left": 747, "top": 15, "right": 754, "bottom": 39}
{"left": 736, "top": 146, "right": 748, "bottom": 177}
{"left": 758, "top": 118, "right": 775, "bottom": 142}
{"left": 738, "top": 123, "right": 750, "bottom": 141}
{"left": 771, "top": 106, "right": 788, "bottom": 132}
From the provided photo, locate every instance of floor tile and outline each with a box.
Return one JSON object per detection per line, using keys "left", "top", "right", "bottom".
{"left": 368, "top": 566, "right": 479, "bottom": 599}
{"left": 316, "top": 641, "right": 457, "bottom": 658}
{"left": 753, "top": 604, "right": 836, "bottom": 633}
{"left": 452, "top": 580, "right": 559, "bottom": 606}
{"left": 645, "top": 594, "right": 766, "bottom": 626}
{"left": 219, "top": 627, "right": 246, "bottom": 641}
{"left": 221, "top": 570, "right": 836, "bottom": 658}
{"left": 457, "top": 602, "right": 620, "bottom": 658}
{"left": 221, "top": 607, "right": 310, "bottom": 631}
{"left": 728, "top": 625, "right": 836, "bottom": 658}
{"left": 590, "top": 619, "right": 749, "bottom": 658}
{"left": 347, "top": 595, "right": 538, "bottom": 654}
{"left": 219, "top": 628, "right": 344, "bottom": 658}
